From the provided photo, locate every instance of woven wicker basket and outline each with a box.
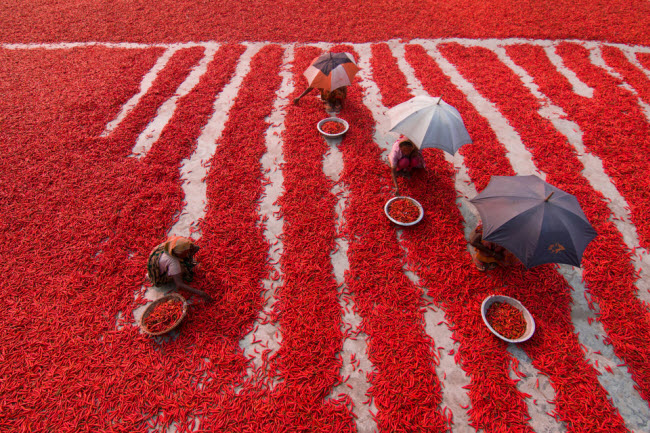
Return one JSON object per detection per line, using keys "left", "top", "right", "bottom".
{"left": 140, "top": 293, "right": 188, "bottom": 337}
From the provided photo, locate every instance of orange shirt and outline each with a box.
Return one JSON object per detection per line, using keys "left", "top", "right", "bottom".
{"left": 320, "top": 87, "right": 346, "bottom": 102}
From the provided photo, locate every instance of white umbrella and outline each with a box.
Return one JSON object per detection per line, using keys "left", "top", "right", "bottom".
{"left": 387, "top": 95, "right": 473, "bottom": 155}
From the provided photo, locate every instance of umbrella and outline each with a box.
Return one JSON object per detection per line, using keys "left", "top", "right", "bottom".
{"left": 469, "top": 175, "right": 597, "bottom": 268}
{"left": 386, "top": 94, "right": 472, "bottom": 155}
{"left": 303, "top": 52, "right": 359, "bottom": 91}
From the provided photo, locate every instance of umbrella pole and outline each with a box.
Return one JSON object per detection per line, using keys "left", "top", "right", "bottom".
{"left": 545, "top": 192, "right": 554, "bottom": 202}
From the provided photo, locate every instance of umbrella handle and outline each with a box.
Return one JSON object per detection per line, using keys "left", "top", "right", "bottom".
{"left": 437, "top": 96, "right": 443, "bottom": 105}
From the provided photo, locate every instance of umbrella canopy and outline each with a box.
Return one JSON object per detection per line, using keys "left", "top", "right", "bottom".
{"left": 469, "top": 175, "right": 597, "bottom": 268}
{"left": 303, "top": 52, "right": 360, "bottom": 91}
{"left": 386, "top": 95, "right": 472, "bottom": 155}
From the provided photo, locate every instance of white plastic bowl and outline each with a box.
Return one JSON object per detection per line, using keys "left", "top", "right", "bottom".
{"left": 384, "top": 196, "right": 424, "bottom": 227}
{"left": 317, "top": 117, "right": 349, "bottom": 138}
{"left": 481, "top": 295, "right": 535, "bottom": 343}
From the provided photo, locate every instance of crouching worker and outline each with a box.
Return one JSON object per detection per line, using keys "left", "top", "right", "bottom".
{"left": 469, "top": 224, "right": 514, "bottom": 271}
{"left": 293, "top": 86, "right": 347, "bottom": 112}
{"left": 389, "top": 137, "right": 425, "bottom": 196}
{"left": 146, "top": 236, "right": 213, "bottom": 302}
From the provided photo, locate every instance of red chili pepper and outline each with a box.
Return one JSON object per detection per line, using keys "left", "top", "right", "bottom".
{"left": 321, "top": 121, "right": 346, "bottom": 134}
{"left": 143, "top": 299, "right": 184, "bottom": 333}
{"left": 485, "top": 302, "right": 526, "bottom": 340}
{"left": 388, "top": 198, "right": 420, "bottom": 223}
{"left": 7, "top": 37, "right": 650, "bottom": 433}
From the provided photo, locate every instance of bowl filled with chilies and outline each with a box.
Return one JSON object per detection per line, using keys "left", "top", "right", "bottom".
{"left": 481, "top": 295, "right": 535, "bottom": 343}
{"left": 317, "top": 117, "right": 349, "bottom": 138}
{"left": 384, "top": 196, "right": 424, "bottom": 227}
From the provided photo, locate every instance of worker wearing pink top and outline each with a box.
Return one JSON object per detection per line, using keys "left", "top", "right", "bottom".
{"left": 389, "top": 137, "right": 425, "bottom": 195}
{"left": 146, "top": 236, "right": 213, "bottom": 302}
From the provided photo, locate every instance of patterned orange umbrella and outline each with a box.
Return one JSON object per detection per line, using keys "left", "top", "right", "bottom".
{"left": 303, "top": 52, "right": 360, "bottom": 91}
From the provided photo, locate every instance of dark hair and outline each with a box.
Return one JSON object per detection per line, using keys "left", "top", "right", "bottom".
{"left": 398, "top": 140, "right": 415, "bottom": 149}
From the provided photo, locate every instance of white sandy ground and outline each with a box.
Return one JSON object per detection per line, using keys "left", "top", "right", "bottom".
{"left": 9, "top": 38, "right": 649, "bottom": 431}
{"left": 102, "top": 46, "right": 181, "bottom": 138}
{"left": 322, "top": 130, "right": 377, "bottom": 432}
{"left": 130, "top": 44, "right": 221, "bottom": 158}
{"left": 237, "top": 44, "right": 294, "bottom": 383}
{"left": 355, "top": 42, "right": 473, "bottom": 432}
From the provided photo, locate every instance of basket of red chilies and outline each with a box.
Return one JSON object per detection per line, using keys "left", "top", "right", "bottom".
{"left": 140, "top": 293, "right": 188, "bottom": 337}
{"left": 384, "top": 196, "right": 424, "bottom": 227}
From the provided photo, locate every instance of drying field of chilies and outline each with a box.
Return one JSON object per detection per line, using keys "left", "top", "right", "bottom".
{"left": 2, "top": 1, "right": 650, "bottom": 432}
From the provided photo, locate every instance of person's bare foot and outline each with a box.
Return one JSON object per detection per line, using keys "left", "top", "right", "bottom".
{"left": 473, "top": 257, "right": 486, "bottom": 271}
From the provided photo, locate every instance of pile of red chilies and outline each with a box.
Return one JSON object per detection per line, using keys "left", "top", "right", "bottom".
{"left": 337, "top": 44, "right": 449, "bottom": 431}
{"left": 321, "top": 120, "right": 346, "bottom": 134}
{"left": 388, "top": 198, "right": 420, "bottom": 223}
{"left": 443, "top": 40, "right": 650, "bottom": 413}
{"left": 144, "top": 298, "right": 184, "bottom": 333}
{"left": 406, "top": 41, "right": 647, "bottom": 430}
{"left": 2, "top": 0, "right": 648, "bottom": 47}
{"left": 407, "top": 41, "right": 639, "bottom": 431}
{"left": 3, "top": 39, "right": 650, "bottom": 433}
{"left": 377, "top": 43, "right": 533, "bottom": 431}
{"left": 485, "top": 302, "right": 526, "bottom": 340}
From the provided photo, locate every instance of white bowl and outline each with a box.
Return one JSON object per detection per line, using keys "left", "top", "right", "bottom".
{"left": 317, "top": 117, "right": 349, "bottom": 138}
{"left": 481, "top": 295, "right": 535, "bottom": 343}
{"left": 384, "top": 196, "right": 424, "bottom": 227}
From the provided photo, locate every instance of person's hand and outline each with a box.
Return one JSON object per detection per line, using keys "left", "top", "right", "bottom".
{"left": 202, "top": 293, "right": 214, "bottom": 303}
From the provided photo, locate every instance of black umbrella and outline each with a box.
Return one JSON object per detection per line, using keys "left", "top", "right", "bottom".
{"left": 469, "top": 175, "right": 597, "bottom": 268}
